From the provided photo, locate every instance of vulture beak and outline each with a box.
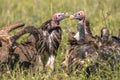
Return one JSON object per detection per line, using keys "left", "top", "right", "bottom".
{"left": 69, "top": 11, "right": 85, "bottom": 20}
{"left": 69, "top": 13, "right": 77, "bottom": 20}
{"left": 54, "top": 12, "right": 70, "bottom": 21}
{"left": 65, "top": 12, "right": 70, "bottom": 18}
{"left": 69, "top": 15, "right": 75, "bottom": 20}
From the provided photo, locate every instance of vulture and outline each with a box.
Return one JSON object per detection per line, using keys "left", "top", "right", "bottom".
{"left": 62, "top": 11, "right": 120, "bottom": 77}
{"left": 11, "top": 26, "right": 40, "bottom": 69}
{"left": 26, "top": 12, "right": 69, "bottom": 74}
{"left": 0, "top": 22, "right": 25, "bottom": 46}
{"left": 100, "top": 27, "right": 120, "bottom": 59}
{"left": 69, "top": 11, "right": 92, "bottom": 41}
{"left": 100, "top": 27, "right": 120, "bottom": 50}
{"left": 0, "top": 24, "right": 41, "bottom": 70}
{"left": 0, "top": 22, "right": 25, "bottom": 70}
{"left": 0, "top": 21, "right": 46, "bottom": 70}
{"left": 62, "top": 11, "right": 98, "bottom": 76}
{"left": 62, "top": 28, "right": 98, "bottom": 76}
{"left": 69, "top": 11, "right": 102, "bottom": 48}
{"left": 101, "top": 27, "right": 110, "bottom": 45}
{"left": 97, "top": 27, "right": 120, "bottom": 73}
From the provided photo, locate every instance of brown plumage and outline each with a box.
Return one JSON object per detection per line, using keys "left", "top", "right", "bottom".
{"left": 27, "top": 19, "right": 62, "bottom": 74}
{"left": 62, "top": 22, "right": 98, "bottom": 75}
{"left": 84, "top": 20, "right": 102, "bottom": 48}
{"left": 101, "top": 27, "right": 120, "bottom": 56}
{"left": 0, "top": 25, "right": 41, "bottom": 70}
{"left": 26, "top": 13, "right": 68, "bottom": 75}
{"left": 0, "top": 22, "right": 25, "bottom": 46}
{"left": 13, "top": 43, "right": 38, "bottom": 69}
{"left": 0, "top": 22, "right": 25, "bottom": 33}
{"left": 63, "top": 11, "right": 120, "bottom": 76}
{"left": 62, "top": 34, "right": 98, "bottom": 76}
{"left": 0, "top": 22, "right": 25, "bottom": 70}
{"left": 84, "top": 20, "right": 93, "bottom": 37}
{"left": 36, "top": 19, "right": 62, "bottom": 55}
{"left": 0, "top": 22, "right": 25, "bottom": 55}
{"left": 100, "top": 27, "right": 120, "bottom": 47}
{"left": 11, "top": 26, "right": 40, "bottom": 68}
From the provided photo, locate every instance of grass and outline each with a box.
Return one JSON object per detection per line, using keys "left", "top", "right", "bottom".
{"left": 0, "top": 0, "right": 120, "bottom": 80}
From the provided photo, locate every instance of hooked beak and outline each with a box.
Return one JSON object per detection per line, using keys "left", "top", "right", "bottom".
{"left": 69, "top": 13, "right": 76, "bottom": 20}
{"left": 58, "top": 12, "right": 70, "bottom": 21}
{"left": 65, "top": 12, "right": 70, "bottom": 18}
{"left": 53, "top": 12, "right": 70, "bottom": 21}
{"left": 69, "top": 13, "right": 85, "bottom": 20}
{"left": 69, "top": 15, "right": 75, "bottom": 20}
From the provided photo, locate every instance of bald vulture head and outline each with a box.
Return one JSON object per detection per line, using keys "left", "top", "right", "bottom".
{"left": 52, "top": 12, "right": 69, "bottom": 21}
{"left": 70, "top": 11, "right": 85, "bottom": 21}
{"left": 101, "top": 27, "right": 110, "bottom": 41}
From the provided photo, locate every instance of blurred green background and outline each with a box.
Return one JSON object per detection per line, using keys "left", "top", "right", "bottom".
{"left": 0, "top": 0, "right": 120, "bottom": 80}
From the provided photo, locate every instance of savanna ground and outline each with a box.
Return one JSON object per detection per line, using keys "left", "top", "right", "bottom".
{"left": 0, "top": 0, "right": 120, "bottom": 80}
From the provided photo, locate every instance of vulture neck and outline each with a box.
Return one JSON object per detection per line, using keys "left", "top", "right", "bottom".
{"left": 78, "top": 19, "right": 85, "bottom": 41}
{"left": 78, "top": 19, "right": 85, "bottom": 24}
{"left": 51, "top": 20, "right": 59, "bottom": 28}
{"left": 101, "top": 28, "right": 109, "bottom": 42}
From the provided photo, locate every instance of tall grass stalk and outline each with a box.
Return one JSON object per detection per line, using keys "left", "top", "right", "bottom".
{"left": 50, "top": 0, "right": 53, "bottom": 16}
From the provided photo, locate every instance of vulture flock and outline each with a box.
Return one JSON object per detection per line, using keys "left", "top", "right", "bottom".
{"left": 0, "top": 11, "right": 119, "bottom": 77}
{"left": 0, "top": 12, "right": 69, "bottom": 75}
{"left": 62, "top": 11, "right": 120, "bottom": 77}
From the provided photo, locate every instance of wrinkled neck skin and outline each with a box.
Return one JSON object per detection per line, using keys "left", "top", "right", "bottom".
{"left": 73, "top": 18, "right": 86, "bottom": 41}
{"left": 77, "top": 20, "right": 85, "bottom": 41}
{"left": 74, "top": 18, "right": 85, "bottom": 41}
{"left": 51, "top": 20, "right": 60, "bottom": 28}
{"left": 78, "top": 18, "right": 89, "bottom": 35}
{"left": 78, "top": 18, "right": 85, "bottom": 24}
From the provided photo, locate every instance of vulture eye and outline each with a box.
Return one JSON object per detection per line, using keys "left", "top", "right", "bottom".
{"left": 78, "top": 13, "right": 80, "bottom": 15}
{"left": 58, "top": 15, "right": 61, "bottom": 17}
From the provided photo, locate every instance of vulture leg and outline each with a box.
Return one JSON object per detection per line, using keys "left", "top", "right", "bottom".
{"left": 41, "top": 52, "right": 56, "bottom": 75}
{"left": 46, "top": 54, "right": 56, "bottom": 75}
{"left": 40, "top": 53, "right": 48, "bottom": 73}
